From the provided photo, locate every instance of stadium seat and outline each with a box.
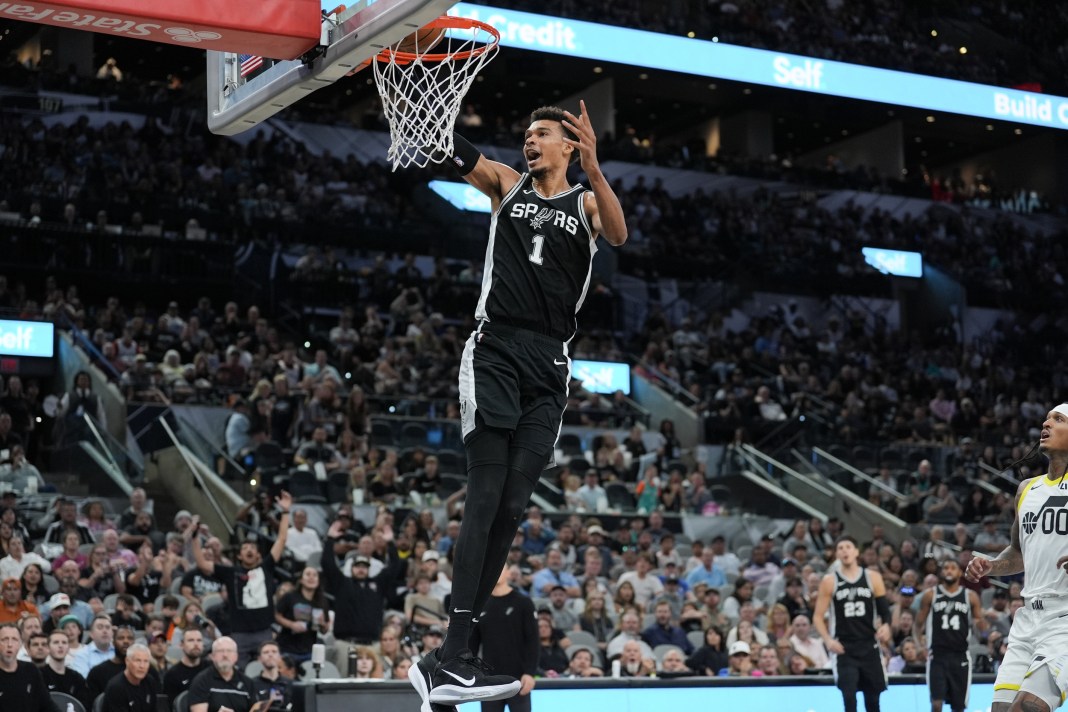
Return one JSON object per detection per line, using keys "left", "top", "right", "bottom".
{"left": 558, "top": 433, "right": 583, "bottom": 456}
{"left": 287, "top": 468, "right": 324, "bottom": 501}
{"left": 51, "top": 692, "right": 86, "bottom": 712}
{"left": 605, "top": 483, "right": 634, "bottom": 510}
{"left": 402, "top": 422, "right": 428, "bottom": 447}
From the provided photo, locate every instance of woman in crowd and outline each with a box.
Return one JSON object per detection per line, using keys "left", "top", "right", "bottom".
{"left": 20, "top": 562, "right": 49, "bottom": 606}
{"left": 686, "top": 625, "right": 727, "bottom": 676}
{"left": 81, "top": 500, "right": 113, "bottom": 538}
{"left": 170, "top": 600, "right": 217, "bottom": 646}
{"left": 579, "top": 590, "right": 615, "bottom": 650}
{"left": 350, "top": 646, "right": 385, "bottom": 679}
{"left": 537, "top": 616, "right": 569, "bottom": 675}
{"left": 275, "top": 566, "right": 330, "bottom": 663}
{"left": 374, "top": 625, "right": 405, "bottom": 679}
{"left": 765, "top": 603, "right": 792, "bottom": 643}
{"left": 613, "top": 580, "right": 637, "bottom": 617}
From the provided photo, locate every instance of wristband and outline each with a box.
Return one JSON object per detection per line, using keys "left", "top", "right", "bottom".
{"left": 450, "top": 133, "right": 480, "bottom": 176}
{"left": 875, "top": 595, "right": 891, "bottom": 623}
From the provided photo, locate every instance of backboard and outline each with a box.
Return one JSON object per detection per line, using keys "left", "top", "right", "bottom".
{"left": 207, "top": 0, "right": 459, "bottom": 136}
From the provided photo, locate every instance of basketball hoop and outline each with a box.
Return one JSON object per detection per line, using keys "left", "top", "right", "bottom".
{"left": 372, "top": 16, "right": 500, "bottom": 170}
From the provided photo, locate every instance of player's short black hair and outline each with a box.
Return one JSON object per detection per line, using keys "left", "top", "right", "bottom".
{"left": 835, "top": 534, "right": 859, "bottom": 548}
{"left": 529, "top": 106, "right": 579, "bottom": 163}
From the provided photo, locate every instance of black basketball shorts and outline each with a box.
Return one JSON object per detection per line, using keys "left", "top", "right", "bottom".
{"left": 928, "top": 650, "right": 971, "bottom": 708}
{"left": 458, "top": 321, "right": 569, "bottom": 463}
{"left": 834, "top": 641, "right": 888, "bottom": 694}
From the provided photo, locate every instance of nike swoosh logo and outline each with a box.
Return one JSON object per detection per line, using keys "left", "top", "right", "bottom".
{"left": 454, "top": 609, "right": 472, "bottom": 614}
{"left": 442, "top": 670, "right": 476, "bottom": 686}
{"left": 523, "top": 190, "right": 535, "bottom": 195}
{"left": 554, "top": 359, "right": 566, "bottom": 365}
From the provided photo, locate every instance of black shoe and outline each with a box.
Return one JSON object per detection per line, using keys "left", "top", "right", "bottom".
{"left": 428, "top": 649, "right": 521, "bottom": 704}
{"left": 409, "top": 647, "right": 441, "bottom": 712}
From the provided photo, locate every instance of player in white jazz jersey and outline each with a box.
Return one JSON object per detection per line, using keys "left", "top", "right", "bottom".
{"left": 966, "top": 404, "right": 1068, "bottom": 712}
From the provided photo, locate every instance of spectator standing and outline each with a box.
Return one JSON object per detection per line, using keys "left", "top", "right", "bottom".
{"left": 274, "top": 566, "right": 330, "bottom": 662}
{"left": 323, "top": 520, "right": 404, "bottom": 676}
{"left": 284, "top": 508, "right": 323, "bottom": 565}
{"left": 469, "top": 565, "right": 538, "bottom": 712}
{"left": 189, "top": 491, "right": 292, "bottom": 664}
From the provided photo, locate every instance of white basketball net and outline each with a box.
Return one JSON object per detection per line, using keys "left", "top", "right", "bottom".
{"left": 373, "top": 23, "right": 500, "bottom": 171}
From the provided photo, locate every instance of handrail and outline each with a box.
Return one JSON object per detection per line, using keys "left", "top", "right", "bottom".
{"left": 167, "top": 407, "right": 248, "bottom": 481}
{"left": 738, "top": 469, "right": 827, "bottom": 523}
{"left": 82, "top": 412, "right": 124, "bottom": 478}
{"left": 790, "top": 448, "right": 910, "bottom": 529}
{"left": 741, "top": 443, "right": 835, "bottom": 498}
{"left": 978, "top": 461, "right": 1021, "bottom": 488}
{"left": 811, "top": 446, "right": 908, "bottom": 502}
{"left": 158, "top": 417, "right": 235, "bottom": 538}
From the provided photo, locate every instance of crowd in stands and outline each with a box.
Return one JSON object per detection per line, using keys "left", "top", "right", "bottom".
{"left": 0, "top": 474, "right": 1024, "bottom": 705}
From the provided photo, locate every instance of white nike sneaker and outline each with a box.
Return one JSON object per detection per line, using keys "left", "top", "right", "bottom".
{"left": 428, "top": 649, "right": 521, "bottom": 704}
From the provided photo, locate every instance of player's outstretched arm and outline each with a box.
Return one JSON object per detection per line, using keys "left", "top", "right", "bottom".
{"left": 563, "top": 100, "right": 627, "bottom": 246}
{"left": 450, "top": 133, "right": 520, "bottom": 209}
{"left": 967, "top": 478, "right": 1029, "bottom": 581}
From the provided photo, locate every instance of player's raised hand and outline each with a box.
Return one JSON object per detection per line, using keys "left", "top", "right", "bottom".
{"left": 562, "top": 100, "right": 600, "bottom": 173}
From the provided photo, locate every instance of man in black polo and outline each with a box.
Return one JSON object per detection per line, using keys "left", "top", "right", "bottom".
{"left": 189, "top": 636, "right": 260, "bottom": 712}
{"left": 251, "top": 641, "right": 290, "bottom": 708}
{"left": 162, "top": 628, "right": 209, "bottom": 700}
{"left": 86, "top": 624, "right": 138, "bottom": 699}
{"left": 0, "top": 623, "right": 54, "bottom": 712}
{"left": 103, "top": 643, "right": 158, "bottom": 712}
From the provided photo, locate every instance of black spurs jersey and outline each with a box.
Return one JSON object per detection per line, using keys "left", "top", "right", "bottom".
{"left": 475, "top": 173, "right": 595, "bottom": 341}
{"left": 926, "top": 586, "right": 971, "bottom": 653}
{"left": 830, "top": 568, "right": 878, "bottom": 644}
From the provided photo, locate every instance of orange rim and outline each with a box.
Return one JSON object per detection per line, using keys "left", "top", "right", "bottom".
{"left": 376, "top": 16, "right": 500, "bottom": 63}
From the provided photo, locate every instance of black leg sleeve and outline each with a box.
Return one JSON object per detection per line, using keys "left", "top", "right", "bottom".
{"left": 442, "top": 419, "right": 510, "bottom": 660}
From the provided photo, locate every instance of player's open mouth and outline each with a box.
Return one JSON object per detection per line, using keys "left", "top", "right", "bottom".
{"left": 526, "top": 150, "right": 541, "bottom": 162}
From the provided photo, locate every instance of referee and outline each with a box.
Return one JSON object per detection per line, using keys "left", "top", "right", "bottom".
{"left": 469, "top": 566, "right": 538, "bottom": 712}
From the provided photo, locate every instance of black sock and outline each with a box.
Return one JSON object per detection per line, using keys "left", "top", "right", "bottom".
{"left": 863, "top": 691, "right": 880, "bottom": 712}
{"left": 842, "top": 693, "right": 858, "bottom": 712}
{"left": 442, "top": 421, "right": 509, "bottom": 661}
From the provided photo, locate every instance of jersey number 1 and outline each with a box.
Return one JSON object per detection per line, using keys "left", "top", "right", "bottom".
{"left": 528, "top": 234, "right": 545, "bottom": 265}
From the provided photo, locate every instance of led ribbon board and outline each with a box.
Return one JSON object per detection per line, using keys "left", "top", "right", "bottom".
{"left": 429, "top": 180, "right": 493, "bottom": 212}
{"left": 862, "top": 247, "right": 923, "bottom": 278}
{"left": 444, "top": 2, "right": 1068, "bottom": 131}
{"left": 0, "top": 320, "right": 54, "bottom": 358}
{"left": 572, "top": 360, "right": 630, "bottom": 395}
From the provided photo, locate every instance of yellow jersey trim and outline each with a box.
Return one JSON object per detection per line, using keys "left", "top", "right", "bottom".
{"left": 994, "top": 683, "right": 1021, "bottom": 691}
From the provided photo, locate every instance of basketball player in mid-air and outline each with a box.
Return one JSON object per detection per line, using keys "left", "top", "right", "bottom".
{"left": 966, "top": 405, "right": 1068, "bottom": 712}
{"left": 814, "top": 535, "right": 892, "bottom": 712}
{"left": 407, "top": 100, "right": 626, "bottom": 712}
{"left": 914, "top": 559, "right": 987, "bottom": 712}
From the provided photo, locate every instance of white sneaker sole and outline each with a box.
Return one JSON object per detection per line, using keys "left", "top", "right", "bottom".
{"left": 429, "top": 681, "right": 521, "bottom": 704}
{"left": 408, "top": 660, "right": 432, "bottom": 712}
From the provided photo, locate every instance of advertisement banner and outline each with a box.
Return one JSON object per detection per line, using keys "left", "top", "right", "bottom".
{"left": 0, "top": 320, "right": 54, "bottom": 358}
{"left": 450, "top": 2, "right": 1068, "bottom": 131}
{"left": 0, "top": 0, "right": 321, "bottom": 59}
